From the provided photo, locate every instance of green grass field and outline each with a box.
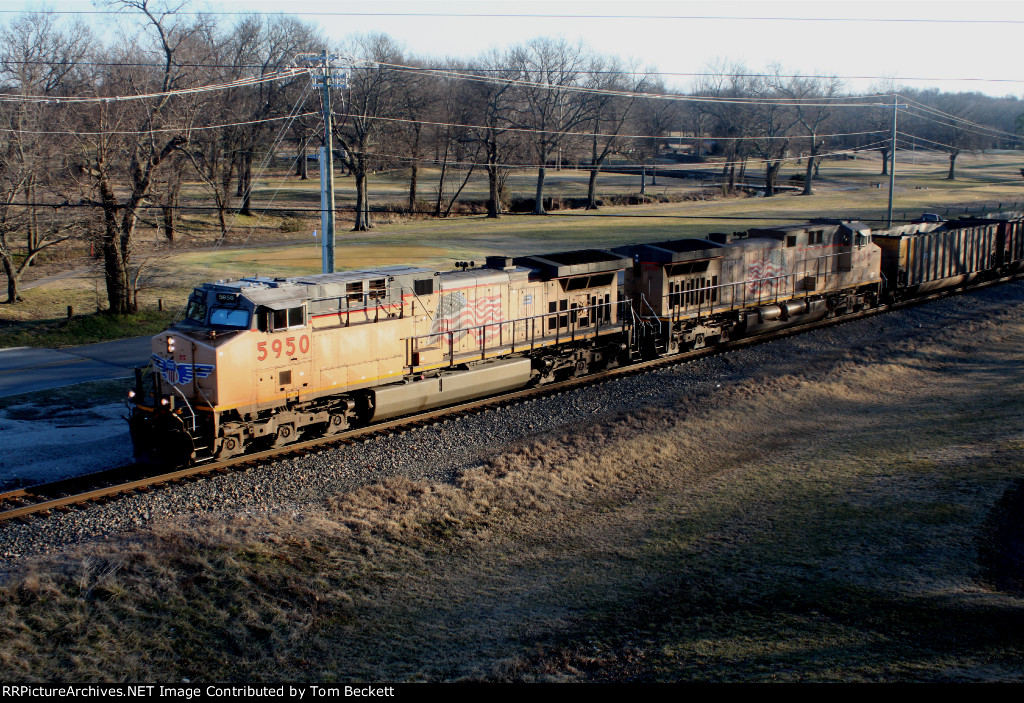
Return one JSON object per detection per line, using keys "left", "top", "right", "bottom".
{"left": 2, "top": 148, "right": 1022, "bottom": 347}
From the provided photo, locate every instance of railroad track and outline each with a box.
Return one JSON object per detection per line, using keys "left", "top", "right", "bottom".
{"left": 2, "top": 272, "right": 1021, "bottom": 526}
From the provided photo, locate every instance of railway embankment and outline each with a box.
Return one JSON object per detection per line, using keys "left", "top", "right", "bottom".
{"left": 0, "top": 280, "right": 1022, "bottom": 680}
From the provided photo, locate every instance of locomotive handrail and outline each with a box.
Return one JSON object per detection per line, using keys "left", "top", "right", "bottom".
{"left": 403, "top": 298, "right": 623, "bottom": 363}
{"left": 640, "top": 294, "right": 662, "bottom": 335}
{"left": 649, "top": 271, "right": 808, "bottom": 319}
{"left": 171, "top": 385, "right": 198, "bottom": 433}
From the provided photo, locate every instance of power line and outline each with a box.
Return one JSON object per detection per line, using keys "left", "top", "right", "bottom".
{"left": 376, "top": 60, "right": 893, "bottom": 106}
{"left": 3, "top": 57, "right": 1023, "bottom": 88}
{"left": 0, "top": 10, "right": 1019, "bottom": 24}
{"left": 900, "top": 98, "right": 1021, "bottom": 139}
{"left": 0, "top": 111, "right": 320, "bottom": 136}
{"left": 0, "top": 67, "right": 307, "bottom": 104}
{"left": 331, "top": 110, "right": 884, "bottom": 144}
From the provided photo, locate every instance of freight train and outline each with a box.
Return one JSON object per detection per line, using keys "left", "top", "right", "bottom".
{"left": 127, "top": 213, "right": 1024, "bottom": 465}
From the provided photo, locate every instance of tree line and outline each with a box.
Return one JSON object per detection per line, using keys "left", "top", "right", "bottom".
{"left": 1, "top": 2, "right": 1021, "bottom": 313}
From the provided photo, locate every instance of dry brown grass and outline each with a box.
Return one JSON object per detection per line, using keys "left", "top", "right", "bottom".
{"left": 2, "top": 292, "right": 1024, "bottom": 681}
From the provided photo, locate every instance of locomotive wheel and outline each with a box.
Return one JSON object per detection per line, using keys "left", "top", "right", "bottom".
{"left": 324, "top": 413, "right": 349, "bottom": 435}
{"left": 272, "top": 423, "right": 296, "bottom": 447}
{"left": 215, "top": 434, "right": 244, "bottom": 460}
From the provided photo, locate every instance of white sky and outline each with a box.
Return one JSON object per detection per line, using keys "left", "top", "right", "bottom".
{"left": 8, "top": 0, "right": 1024, "bottom": 98}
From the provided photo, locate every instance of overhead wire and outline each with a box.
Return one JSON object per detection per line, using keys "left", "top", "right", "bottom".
{"left": 0, "top": 66, "right": 308, "bottom": 104}
{"left": 900, "top": 99, "right": 1020, "bottom": 140}
{"left": 0, "top": 110, "right": 321, "bottom": 136}
{"left": 899, "top": 108, "right": 1018, "bottom": 143}
{"left": 4, "top": 56, "right": 1023, "bottom": 89}
{"left": 329, "top": 109, "right": 885, "bottom": 143}
{"left": 0, "top": 10, "right": 1019, "bottom": 24}
{"left": 373, "top": 60, "right": 895, "bottom": 107}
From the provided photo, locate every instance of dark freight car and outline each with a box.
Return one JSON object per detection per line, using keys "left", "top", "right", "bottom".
{"left": 873, "top": 221, "right": 999, "bottom": 295}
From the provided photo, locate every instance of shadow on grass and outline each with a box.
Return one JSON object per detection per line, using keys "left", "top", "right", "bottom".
{"left": 0, "top": 309, "right": 174, "bottom": 349}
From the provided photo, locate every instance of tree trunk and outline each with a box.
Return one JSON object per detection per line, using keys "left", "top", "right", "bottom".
{"left": 435, "top": 160, "right": 448, "bottom": 218}
{"left": 296, "top": 137, "right": 308, "bottom": 180}
{"left": 947, "top": 150, "right": 959, "bottom": 180}
{"left": 408, "top": 161, "right": 419, "bottom": 214}
{"left": 586, "top": 166, "right": 600, "bottom": 209}
{"left": 533, "top": 164, "right": 548, "bottom": 215}
{"left": 407, "top": 127, "right": 421, "bottom": 214}
{"left": 240, "top": 152, "right": 253, "bottom": 216}
{"left": 802, "top": 136, "right": 817, "bottom": 195}
{"left": 764, "top": 161, "right": 781, "bottom": 197}
{"left": 879, "top": 148, "right": 890, "bottom": 176}
{"left": 26, "top": 177, "right": 38, "bottom": 266}
{"left": 586, "top": 137, "right": 601, "bottom": 210}
{"left": 162, "top": 178, "right": 180, "bottom": 242}
{"left": 162, "top": 206, "right": 174, "bottom": 243}
{"left": 1, "top": 255, "right": 22, "bottom": 303}
{"left": 640, "top": 164, "right": 646, "bottom": 195}
{"left": 486, "top": 163, "right": 501, "bottom": 218}
{"left": 102, "top": 232, "right": 132, "bottom": 314}
{"left": 353, "top": 167, "right": 372, "bottom": 231}
{"left": 802, "top": 157, "right": 815, "bottom": 195}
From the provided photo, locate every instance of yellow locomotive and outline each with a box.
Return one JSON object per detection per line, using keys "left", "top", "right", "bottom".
{"left": 128, "top": 250, "right": 632, "bottom": 464}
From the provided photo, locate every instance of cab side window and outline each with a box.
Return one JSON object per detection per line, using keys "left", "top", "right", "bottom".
{"left": 257, "top": 306, "right": 305, "bottom": 332}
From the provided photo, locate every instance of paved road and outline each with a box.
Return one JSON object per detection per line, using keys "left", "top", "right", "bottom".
{"left": 0, "top": 337, "right": 153, "bottom": 398}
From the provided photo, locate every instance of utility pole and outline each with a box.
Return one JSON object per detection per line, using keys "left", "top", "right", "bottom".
{"left": 887, "top": 94, "right": 898, "bottom": 228}
{"left": 298, "top": 51, "right": 348, "bottom": 273}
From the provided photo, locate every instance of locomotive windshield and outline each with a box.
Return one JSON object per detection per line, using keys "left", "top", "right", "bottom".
{"left": 209, "top": 307, "right": 251, "bottom": 328}
{"left": 185, "top": 297, "right": 207, "bottom": 323}
{"left": 184, "top": 290, "right": 253, "bottom": 329}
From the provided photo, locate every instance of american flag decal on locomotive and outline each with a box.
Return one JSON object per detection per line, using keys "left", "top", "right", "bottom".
{"left": 151, "top": 354, "right": 215, "bottom": 386}
{"left": 746, "top": 249, "right": 787, "bottom": 297}
{"left": 428, "top": 292, "right": 504, "bottom": 344}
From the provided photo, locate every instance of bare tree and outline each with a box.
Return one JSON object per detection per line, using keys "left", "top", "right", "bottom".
{"left": 697, "top": 62, "right": 757, "bottom": 195}
{"left": 584, "top": 59, "right": 645, "bottom": 208}
{"left": 749, "top": 74, "right": 799, "bottom": 197}
{"left": 507, "top": 38, "right": 599, "bottom": 215}
{"left": 333, "top": 34, "right": 411, "bottom": 231}
{"left": 73, "top": 1, "right": 200, "bottom": 314}
{"left": 928, "top": 92, "right": 987, "bottom": 180}
{"left": 463, "top": 50, "right": 523, "bottom": 218}
{"left": 776, "top": 72, "right": 844, "bottom": 195}
{"left": 0, "top": 11, "right": 91, "bottom": 303}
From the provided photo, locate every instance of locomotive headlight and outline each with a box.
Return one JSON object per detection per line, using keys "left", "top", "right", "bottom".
{"left": 160, "top": 398, "right": 170, "bottom": 406}
{"left": 166, "top": 336, "right": 176, "bottom": 353}
{"left": 128, "top": 389, "right": 136, "bottom": 399}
